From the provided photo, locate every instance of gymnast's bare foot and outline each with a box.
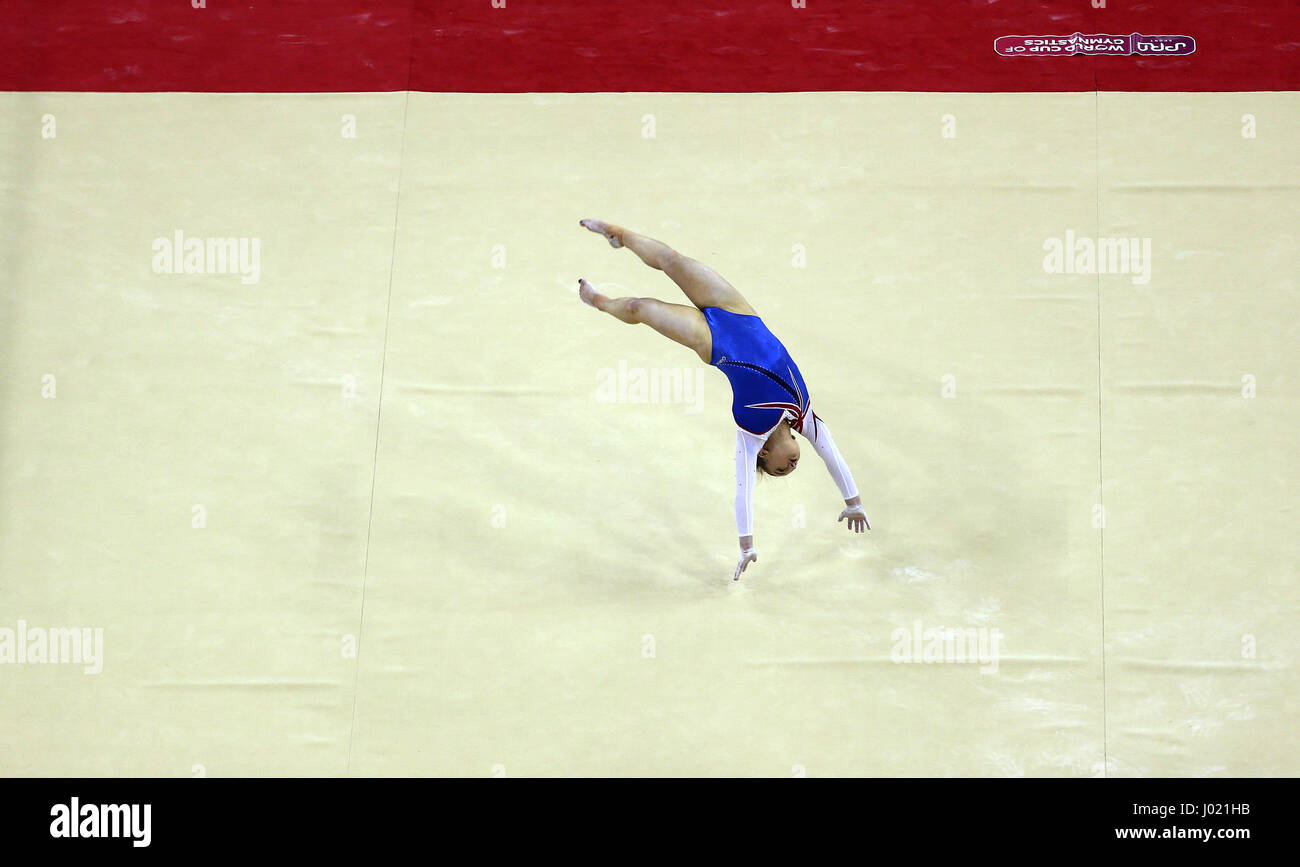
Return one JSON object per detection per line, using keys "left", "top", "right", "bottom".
{"left": 580, "top": 218, "right": 623, "bottom": 248}
{"left": 577, "top": 278, "right": 605, "bottom": 309}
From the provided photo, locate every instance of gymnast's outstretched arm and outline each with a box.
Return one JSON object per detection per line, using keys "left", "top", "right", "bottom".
{"left": 732, "top": 430, "right": 766, "bottom": 580}
{"left": 797, "top": 410, "right": 870, "bottom": 532}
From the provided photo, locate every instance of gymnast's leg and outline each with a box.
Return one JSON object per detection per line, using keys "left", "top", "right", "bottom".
{"left": 578, "top": 278, "right": 712, "bottom": 364}
{"left": 580, "top": 219, "right": 757, "bottom": 316}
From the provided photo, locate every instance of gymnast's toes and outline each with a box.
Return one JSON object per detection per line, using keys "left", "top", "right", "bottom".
{"left": 580, "top": 218, "right": 622, "bottom": 248}
{"left": 577, "top": 278, "right": 602, "bottom": 307}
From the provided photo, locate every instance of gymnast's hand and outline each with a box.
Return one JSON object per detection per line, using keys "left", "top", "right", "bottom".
{"left": 734, "top": 543, "right": 758, "bottom": 581}
{"left": 838, "top": 498, "right": 870, "bottom": 533}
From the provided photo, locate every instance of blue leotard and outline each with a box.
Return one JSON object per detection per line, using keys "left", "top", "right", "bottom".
{"left": 702, "top": 306, "right": 811, "bottom": 436}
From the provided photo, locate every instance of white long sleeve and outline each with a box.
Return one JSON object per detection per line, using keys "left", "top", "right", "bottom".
{"left": 797, "top": 410, "right": 859, "bottom": 501}
{"left": 733, "top": 429, "right": 767, "bottom": 537}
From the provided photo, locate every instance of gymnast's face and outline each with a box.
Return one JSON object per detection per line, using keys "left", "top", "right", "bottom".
{"left": 760, "top": 424, "right": 800, "bottom": 476}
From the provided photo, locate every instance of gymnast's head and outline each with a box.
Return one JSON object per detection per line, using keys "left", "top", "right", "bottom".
{"left": 757, "top": 420, "right": 800, "bottom": 477}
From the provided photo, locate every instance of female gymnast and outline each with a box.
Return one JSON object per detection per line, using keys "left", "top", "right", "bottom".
{"left": 577, "top": 219, "right": 870, "bottom": 581}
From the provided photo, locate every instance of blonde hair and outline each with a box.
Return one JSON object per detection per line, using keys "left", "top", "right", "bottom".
{"left": 755, "top": 419, "right": 796, "bottom": 477}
